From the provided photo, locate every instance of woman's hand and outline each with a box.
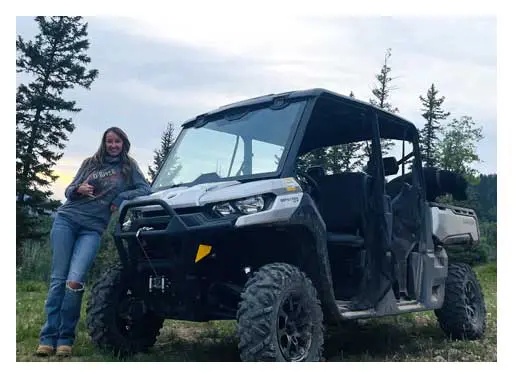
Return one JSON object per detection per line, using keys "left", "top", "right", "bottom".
{"left": 77, "top": 183, "right": 95, "bottom": 198}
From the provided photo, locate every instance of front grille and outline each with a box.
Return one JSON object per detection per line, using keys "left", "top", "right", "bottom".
{"left": 139, "top": 205, "right": 218, "bottom": 226}
{"left": 141, "top": 206, "right": 204, "bottom": 217}
{"left": 133, "top": 215, "right": 170, "bottom": 230}
{"left": 142, "top": 209, "right": 167, "bottom": 218}
{"left": 180, "top": 213, "right": 208, "bottom": 227}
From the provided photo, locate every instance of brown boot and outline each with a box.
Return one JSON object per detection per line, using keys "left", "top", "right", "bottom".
{"left": 56, "top": 345, "right": 72, "bottom": 357}
{"left": 35, "top": 344, "right": 55, "bottom": 356}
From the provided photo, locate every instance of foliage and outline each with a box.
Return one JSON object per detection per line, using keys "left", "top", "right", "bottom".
{"left": 297, "top": 145, "right": 365, "bottom": 175}
{"left": 147, "top": 122, "right": 181, "bottom": 183}
{"left": 16, "top": 203, "right": 51, "bottom": 267}
{"left": 16, "top": 215, "right": 53, "bottom": 281}
{"left": 16, "top": 16, "right": 98, "bottom": 265}
{"left": 369, "top": 49, "right": 399, "bottom": 114}
{"left": 325, "top": 144, "right": 365, "bottom": 173}
{"left": 472, "top": 174, "right": 497, "bottom": 222}
{"left": 368, "top": 48, "right": 399, "bottom": 157}
{"left": 419, "top": 84, "right": 451, "bottom": 167}
{"left": 297, "top": 148, "right": 328, "bottom": 175}
{"left": 437, "top": 116, "right": 483, "bottom": 177}
{"left": 446, "top": 244, "right": 489, "bottom": 266}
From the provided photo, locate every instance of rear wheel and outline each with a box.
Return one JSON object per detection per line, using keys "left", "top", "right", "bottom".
{"left": 86, "top": 265, "right": 164, "bottom": 357}
{"left": 435, "top": 263, "right": 486, "bottom": 340}
{"left": 236, "top": 263, "right": 324, "bottom": 361}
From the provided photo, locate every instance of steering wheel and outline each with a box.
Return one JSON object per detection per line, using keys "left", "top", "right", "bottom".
{"left": 296, "top": 171, "right": 321, "bottom": 203}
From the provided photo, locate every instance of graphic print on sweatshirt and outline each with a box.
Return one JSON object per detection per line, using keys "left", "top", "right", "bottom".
{"left": 85, "top": 167, "right": 124, "bottom": 198}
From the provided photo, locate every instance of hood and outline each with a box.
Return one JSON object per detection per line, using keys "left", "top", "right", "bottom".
{"left": 133, "top": 178, "right": 301, "bottom": 210}
{"left": 146, "top": 180, "right": 241, "bottom": 208}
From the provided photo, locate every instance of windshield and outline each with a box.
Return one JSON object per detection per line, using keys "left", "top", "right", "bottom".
{"left": 152, "top": 100, "right": 306, "bottom": 190}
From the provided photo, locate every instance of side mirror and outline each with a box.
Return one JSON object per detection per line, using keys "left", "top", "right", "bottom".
{"left": 383, "top": 157, "right": 399, "bottom": 176}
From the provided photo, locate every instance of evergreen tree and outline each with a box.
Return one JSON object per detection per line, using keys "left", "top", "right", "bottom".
{"left": 326, "top": 144, "right": 365, "bottom": 172}
{"left": 368, "top": 48, "right": 399, "bottom": 157}
{"left": 298, "top": 143, "right": 365, "bottom": 175}
{"left": 370, "top": 48, "right": 399, "bottom": 113}
{"left": 16, "top": 16, "right": 98, "bottom": 266}
{"left": 148, "top": 122, "right": 181, "bottom": 183}
{"left": 419, "top": 83, "right": 450, "bottom": 167}
{"left": 297, "top": 147, "right": 329, "bottom": 175}
{"left": 438, "top": 116, "right": 483, "bottom": 177}
{"left": 476, "top": 174, "right": 497, "bottom": 222}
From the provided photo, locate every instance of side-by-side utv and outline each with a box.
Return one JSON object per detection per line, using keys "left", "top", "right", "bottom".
{"left": 86, "top": 89, "right": 485, "bottom": 361}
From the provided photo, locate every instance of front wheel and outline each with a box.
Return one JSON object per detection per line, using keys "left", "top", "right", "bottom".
{"left": 236, "top": 263, "right": 324, "bottom": 361}
{"left": 85, "top": 265, "right": 164, "bottom": 357}
{"left": 435, "top": 263, "right": 486, "bottom": 340}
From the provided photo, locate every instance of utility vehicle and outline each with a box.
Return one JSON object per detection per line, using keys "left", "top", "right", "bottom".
{"left": 86, "top": 89, "right": 485, "bottom": 361}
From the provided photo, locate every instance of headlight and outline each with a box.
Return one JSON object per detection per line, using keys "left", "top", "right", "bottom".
{"left": 212, "top": 195, "right": 271, "bottom": 216}
{"left": 234, "top": 195, "right": 265, "bottom": 214}
{"left": 212, "top": 202, "right": 236, "bottom": 216}
{"left": 122, "top": 218, "right": 132, "bottom": 231}
{"left": 122, "top": 209, "right": 141, "bottom": 231}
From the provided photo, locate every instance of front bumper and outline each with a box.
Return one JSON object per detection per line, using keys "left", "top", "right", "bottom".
{"left": 114, "top": 198, "right": 237, "bottom": 266}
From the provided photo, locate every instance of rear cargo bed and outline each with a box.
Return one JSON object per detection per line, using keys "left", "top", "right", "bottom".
{"left": 429, "top": 202, "right": 480, "bottom": 246}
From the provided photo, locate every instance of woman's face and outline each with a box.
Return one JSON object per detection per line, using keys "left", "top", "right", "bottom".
{"left": 105, "top": 131, "right": 124, "bottom": 157}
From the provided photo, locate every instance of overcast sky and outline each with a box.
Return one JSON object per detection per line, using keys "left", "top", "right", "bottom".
{"left": 15, "top": 13, "right": 497, "bottom": 201}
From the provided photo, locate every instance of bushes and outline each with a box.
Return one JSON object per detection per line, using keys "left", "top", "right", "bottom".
{"left": 446, "top": 245, "right": 489, "bottom": 266}
{"left": 16, "top": 208, "right": 53, "bottom": 271}
{"left": 16, "top": 237, "right": 53, "bottom": 281}
{"left": 479, "top": 221, "right": 497, "bottom": 261}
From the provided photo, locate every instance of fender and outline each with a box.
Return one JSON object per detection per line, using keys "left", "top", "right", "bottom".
{"left": 288, "top": 194, "right": 342, "bottom": 324}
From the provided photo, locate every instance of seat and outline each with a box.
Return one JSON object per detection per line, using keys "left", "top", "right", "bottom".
{"left": 306, "top": 165, "right": 325, "bottom": 181}
{"left": 315, "top": 172, "right": 371, "bottom": 247}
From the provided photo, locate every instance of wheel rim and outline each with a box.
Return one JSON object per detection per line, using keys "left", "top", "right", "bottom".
{"left": 463, "top": 280, "right": 481, "bottom": 326}
{"left": 276, "top": 292, "right": 313, "bottom": 361}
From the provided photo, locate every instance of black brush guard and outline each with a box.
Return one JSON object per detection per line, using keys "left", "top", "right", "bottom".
{"left": 114, "top": 198, "right": 236, "bottom": 268}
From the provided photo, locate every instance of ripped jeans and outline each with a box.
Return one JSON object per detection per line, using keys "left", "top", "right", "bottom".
{"left": 39, "top": 214, "right": 101, "bottom": 347}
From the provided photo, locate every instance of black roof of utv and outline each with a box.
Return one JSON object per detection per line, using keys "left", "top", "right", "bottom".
{"left": 182, "top": 88, "right": 420, "bottom": 153}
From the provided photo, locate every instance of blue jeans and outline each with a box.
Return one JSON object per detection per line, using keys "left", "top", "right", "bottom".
{"left": 39, "top": 214, "right": 101, "bottom": 347}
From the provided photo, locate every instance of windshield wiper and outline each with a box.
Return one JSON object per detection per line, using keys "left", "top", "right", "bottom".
{"left": 152, "top": 183, "right": 187, "bottom": 191}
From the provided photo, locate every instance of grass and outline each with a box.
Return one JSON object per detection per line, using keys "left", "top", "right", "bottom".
{"left": 16, "top": 263, "right": 496, "bottom": 362}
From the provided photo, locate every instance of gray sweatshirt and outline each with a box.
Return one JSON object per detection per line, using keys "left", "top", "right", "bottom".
{"left": 58, "top": 155, "right": 151, "bottom": 233}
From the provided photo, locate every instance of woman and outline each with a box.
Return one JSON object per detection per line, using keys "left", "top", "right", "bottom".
{"left": 36, "top": 127, "right": 152, "bottom": 357}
